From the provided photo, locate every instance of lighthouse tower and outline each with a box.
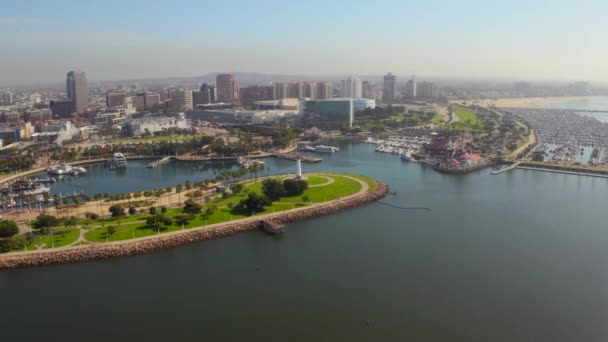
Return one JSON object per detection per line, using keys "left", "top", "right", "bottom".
{"left": 296, "top": 156, "right": 302, "bottom": 179}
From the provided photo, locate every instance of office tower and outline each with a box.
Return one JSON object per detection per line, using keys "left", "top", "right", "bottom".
{"left": 406, "top": 75, "right": 417, "bottom": 98}
{"left": 66, "top": 70, "right": 88, "bottom": 114}
{"left": 341, "top": 77, "right": 362, "bottom": 98}
{"left": 273, "top": 83, "right": 287, "bottom": 100}
{"left": 317, "top": 82, "right": 332, "bottom": 100}
{"left": 362, "top": 81, "right": 378, "bottom": 99}
{"left": 3, "top": 92, "right": 13, "bottom": 105}
{"left": 171, "top": 90, "right": 193, "bottom": 111}
{"left": 106, "top": 90, "right": 126, "bottom": 109}
{"left": 418, "top": 82, "right": 440, "bottom": 98}
{"left": 216, "top": 74, "right": 235, "bottom": 103}
{"left": 383, "top": 73, "right": 397, "bottom": 104}
{"left": 200, "top": 83, "right": 216, "bottom": 103}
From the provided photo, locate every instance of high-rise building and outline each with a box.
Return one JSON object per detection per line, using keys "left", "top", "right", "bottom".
{"left": 362, "top": 81, "right": 378, "bottom": 99}
{"left": 3, "top": 92, "right": 13, "bottom": 105}
{"left": 171, "top": 90, "right": 193, "bottom": 111}
{"left": 66, "top": 70, "right": 88, "bottom": 114}
{"left": 216, "top": 74, "right": 235, "bottom": 103}
{"left": 383, "top": 73, "right": 397, "bottom": 104}
{"left": 106, "top": 90, "right": 126, "bottom": 109}
{"left": 50, "top": 100, "right": 74, "bottom": 118}
{"left": 418, "top": 82, "right": 440, "bottom": 99}
{"left": 195, "top": 83, "right": 216, "bottom": 105}
{"left": 238, "top": 85, "right": 274, "bottom": 106}
{"left": 317, "top": 82, "right": 332, "bottom": 100}
{"left": 341, "top": 77, "right": 362, "bottom": 98}
{"left": 286, "top": 83, "right": 300, "bottom": 98}
{"left": 273, "top": 83, "right": 287, "bottom": 100}
{"left": 406, "top": 75, "right": 417, "bottom": 98}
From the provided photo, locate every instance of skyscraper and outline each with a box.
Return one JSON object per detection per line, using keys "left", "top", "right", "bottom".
{"left": 383, "top": 73, "right": 397, "bottom": 104}
{"left": 406, "top": 75, "right": 417, "bottom": 98}
{"left": 216, "top": 74, "right": 235, "bottom": 103}
{"left": 3, "top": 92, "right": 13, "bottom": 105}
{"left": 66, "top": 70, "right": 88, "bottom": 114}
{"left": 317, "top": 82, "right": 332, "bottom": 100}
{"left": 341, "top": 77, "right": 362, "bottom": 98}
{"left": 418, "top": 82, "right": 440, "bottom": 99}
{"left": 171, "top": 90, "right": 193, "bottom": 111}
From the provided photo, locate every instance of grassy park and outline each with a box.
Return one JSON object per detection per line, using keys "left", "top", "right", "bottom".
{"left": 448, "top": 105, "right": 485, "bottom": 131}
{"left": 78, "top": 173, "right": 371, "bottom": 243}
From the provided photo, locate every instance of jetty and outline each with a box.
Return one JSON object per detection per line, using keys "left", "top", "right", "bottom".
{"left": 491, "top": 161, "right": 522, "bottom": 175}
{"left": 273, "top": 154, "right": 322, "bottom": 163}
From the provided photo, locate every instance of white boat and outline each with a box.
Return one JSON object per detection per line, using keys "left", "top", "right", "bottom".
{"left": 313, "top": 145, "right": 339, "bottom": 153}
{"left": 47, "top": 163, "right": 73, "bottom": 176}
{"left": 23, "top": 186, "right": 50, "bottom": 196}
{"left": 109, "top": 153, "right": 127, "bottom": 169}
{"left": 401, "top": 153, "right": 412, "bottom": 162}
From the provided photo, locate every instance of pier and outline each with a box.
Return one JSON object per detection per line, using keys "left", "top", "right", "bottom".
{"left": 491, "top": 161, "right": 522, "bottom": 175}
{"left": 273, "top": 154, "right": 322, "bottom": 163}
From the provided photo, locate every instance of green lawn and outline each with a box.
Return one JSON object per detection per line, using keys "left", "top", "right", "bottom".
{"left": 83, "top": 173, "right": 368, "bottom": 243}
{"left": 307, "top": 176, "right": 329, "bottom": 185}
{"left": 28, "top": 228, "right": 80, "bottom": 250}
{"left": 449, "top": 105, "right": 484, "bottom": 131}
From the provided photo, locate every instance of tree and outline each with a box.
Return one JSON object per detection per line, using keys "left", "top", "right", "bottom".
{"left": 149, "top": 206, "right": 157, "bottom": 215}
{"left": 183, "top": 199, "right": 202, "bottom": 214}
{"left": 176, "top": 184, "right": 184, "bottom": 193}
{"left": 109, "top": 205, "right": 125, "bottom": 217}
{"left": 283, "top": 179, "right": 308, "bottom": 196}
{"left": 237, "top": 193, "right": 271, "bottom": 213}
{"left": 129, "top": 206, "right": 137, "bottom": 215}
{"left": 63, "top": 216, "right": 78, "bottom": 228}
{"left": 262, "top": 178, "right": 285, "bottom": 201}
{"left": 34, "top": 214, "right": 59, "bottom": 230}
{"left": 229, "top": 183, "right": 243, "bottom": 194}
{"left": 107, "top": 226, "right": 116, "bottom": 236}
{"left": 160, "top": 206, "right": 167, "bottom": 213}
{"left": 0, "top": 220, "right": 19, "bottom": 238}
{"left": 174, "top": 214, "right": 194, "bottom": 226}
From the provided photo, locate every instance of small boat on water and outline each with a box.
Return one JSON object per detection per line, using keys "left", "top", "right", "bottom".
{"left": 147, "top": 156, "right": 172, "bottom": 168}
{"left": 400, "top": 153, "right": 412, "bottom": 162}
{"left": 108, "top": 153, "right": 127, "bottom": 170}
{"left": 47, "top": 163, "right": 87, "bottom": 176}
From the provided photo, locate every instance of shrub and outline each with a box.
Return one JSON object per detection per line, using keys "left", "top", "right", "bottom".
{"left": 149, "top": 206, "right": 157, "bottom": 215}
{"left": 262, "top": 178, "right": 285, "bottom": 201}
{"left": 0, "top": 220, "right": 19, "bottom": 238}
{"left": 109, "top": 205, "right": 125, "bottom": 217}
{"left": 283, "top": 179, "right": 308, "bottom": 196}
{"left": 129, "top": 207, "right": 137, "bottom": 215}
{"left": 183, "top": 199, "right": 202, "bottom": 214}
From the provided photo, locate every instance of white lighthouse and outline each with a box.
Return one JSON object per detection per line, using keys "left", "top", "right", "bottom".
{"left": 296, "top": 156, "right": 302, "bottom": 179}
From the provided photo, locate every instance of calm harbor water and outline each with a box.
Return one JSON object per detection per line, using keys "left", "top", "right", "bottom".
{"left": 547, "top": 96, "right": 608, "bottom": 122}
{"left": 2, "top": 142, "right": 608, "bottom": 341}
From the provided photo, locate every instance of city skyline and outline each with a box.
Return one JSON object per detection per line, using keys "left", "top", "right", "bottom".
{"left": 2, "top": 0, "right": 608, "bottom": 85}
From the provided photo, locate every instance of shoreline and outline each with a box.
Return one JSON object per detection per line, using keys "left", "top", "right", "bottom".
{"left": 451, "top": 96, "right": 608, "bottom": 109}
{"left": 0, "top": 178, "right": 388, "bottom": 270}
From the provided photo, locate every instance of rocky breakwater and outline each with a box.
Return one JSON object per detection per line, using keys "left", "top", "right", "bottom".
{"left": 0, "top": 180, "right": 388, "bottom": 270}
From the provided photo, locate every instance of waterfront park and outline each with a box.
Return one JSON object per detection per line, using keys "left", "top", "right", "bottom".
{"left": 0, "top": 172, "right": 376, "bottom": 253}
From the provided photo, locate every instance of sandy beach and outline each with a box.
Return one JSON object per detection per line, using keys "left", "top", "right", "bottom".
{"left": 451, "top": 96, "right": 608, "bottom": 109}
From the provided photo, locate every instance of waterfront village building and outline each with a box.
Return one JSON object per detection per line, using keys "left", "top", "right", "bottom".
{"left": 0, "top": 126, "right": 23, "bottom": 143}
{"left": 303, "top": 98, "right": 375, "bottom": 128}
{"left": 122, "top": 116, "right": 191, "bottom": 137}
{"left": 42, "top": 120, "right": 75, "bottom": 134}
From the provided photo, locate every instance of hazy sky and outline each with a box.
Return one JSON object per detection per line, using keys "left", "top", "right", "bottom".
{"left": 1, "top": 0, "right": 607, "bottom": 85}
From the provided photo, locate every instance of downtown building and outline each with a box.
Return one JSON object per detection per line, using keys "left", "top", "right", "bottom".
{"left": 383, "top": 73, "right": 397, "bottom": 104}
{"left": 66, "top": 70, "right": 88, "bottom": 114}
{"left": 417, "top": 81, "right": 440, "bottom": 99}
{"left": 341, "top": 77, "right": 362, "bottom": 98}
{"left": 106, "top": 89, "right": 127, "bottom": 109}
{"left": 216, "top": 74, "right": 236, "bottom": 103}
{"left": 171, "top": 90, "right": 193, "bottom": 111}
{"left": 406, "top": 76, "right": 417, "bottom": 98}
{"left": 192, "top": 83, "right": 217, "bottom": 107}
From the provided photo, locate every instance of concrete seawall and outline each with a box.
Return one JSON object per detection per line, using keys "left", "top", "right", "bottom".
{"left": 0, "top": 181, "right": 388, "bottom": 270}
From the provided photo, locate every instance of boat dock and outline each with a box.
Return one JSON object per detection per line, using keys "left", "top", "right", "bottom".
{"left": 273, "top": 154, "right": 322, "bottom": 163}
{"left": 491, "top": 161, "right": 522, "bottom": 175}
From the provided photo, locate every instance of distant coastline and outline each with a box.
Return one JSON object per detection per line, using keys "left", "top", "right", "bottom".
{"left": 454, "top": 96, "right": 608, "bottom": 109}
